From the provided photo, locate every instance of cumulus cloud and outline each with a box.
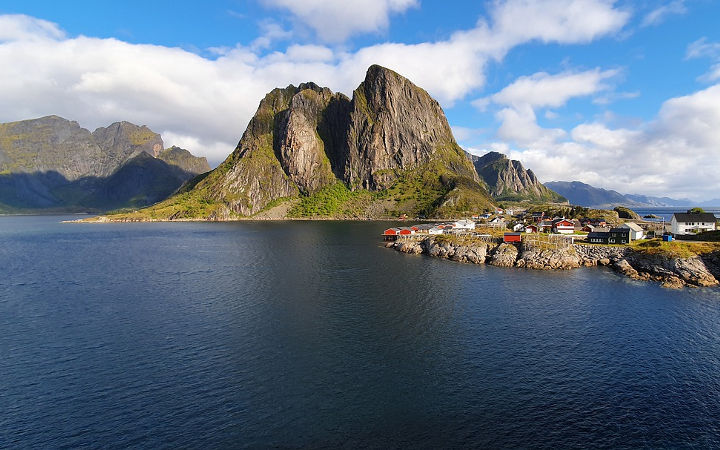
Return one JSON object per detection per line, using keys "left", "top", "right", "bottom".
{"left": 260, "top": 0, "right": 418, "bottom": 42}
{"left": 0, "top": 2, "right": 629, "bottom": 165}
{"left": 490, "top": 83, "right": 720, "bottom": 200}
{"left": 0, "top": 14, "right": 65, "bottom": 42}
{"left": 478, "top": 68, "right": 619, "bottom": 108}
{"left": 476, "top": 68, "right": 619, "bottom": 146}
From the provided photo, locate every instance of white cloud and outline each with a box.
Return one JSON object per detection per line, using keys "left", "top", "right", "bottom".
{"left": 488, "top": 0, "right": 630, "bottom": 45}
{"left": 686, "top": 37, "right": 720, "bottom": 82}
{"left": 481, "top": 68, "right": 619, "bottom": 108}
{"left": 260, "top": 0, "right": 418, "bottom": 42}
{"left": 0, "top": 14, "right": 65, "bottom": 42}
{"left": 492, "top": 83, "right": 720, "bottom": 200}
{"left": 0, "top": 3, "right": 629, "bottom": 164}
{"left": 641, "top": 0, "right": 687, "bottom": 27}
{"left": 477, "top": 68, "right": 619, "bottom": 148}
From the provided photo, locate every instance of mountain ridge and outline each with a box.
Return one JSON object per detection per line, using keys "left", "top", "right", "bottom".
{"left": 544, "top": 181, "right": 701, "bottom": 208}
{"left": 111, "top": 65, "right": 495, "bottom": 220}
{"left": 0, "top": 116, "right": 210, "bottom": 212}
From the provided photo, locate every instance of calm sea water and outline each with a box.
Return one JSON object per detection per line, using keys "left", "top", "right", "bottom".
{"left": 1, "top": 216, "right": 720, "bottom": 448}
{"left": 633, "top": 207, "right": 720, "bottom": 222}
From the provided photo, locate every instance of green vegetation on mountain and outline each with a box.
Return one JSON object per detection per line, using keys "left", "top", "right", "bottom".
{"left": 468, "top": 151, "right": 566, "bottom": 203}
{"left": 99, "top": 65, "right": 495, "bottom": 221}
{"left": 0, "top": 116, "right": 210, "bottom": 212}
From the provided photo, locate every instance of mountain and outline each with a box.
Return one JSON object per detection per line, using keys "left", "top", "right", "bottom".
{"left": 0, "top": 116, "right": 210, "bottom": 212}
{"left": 544, "top": 181, "right": 694, "bottom": 208}
{"left": 121, "top": 65, "right": 494, "bottom": 220}
{"left": 467, "top": 151, "right": 565, "bottom": 203}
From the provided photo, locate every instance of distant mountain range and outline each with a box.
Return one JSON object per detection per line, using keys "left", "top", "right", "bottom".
{"left": 545, "top": 181, "right": 716, "bottom": 208}
{"left": 0, "top": 116, "right": 210, "bottom": 212}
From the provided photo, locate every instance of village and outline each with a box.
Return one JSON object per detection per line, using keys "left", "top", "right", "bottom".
{"left": 383, "top": 209, "right": 719, "bottom": 246}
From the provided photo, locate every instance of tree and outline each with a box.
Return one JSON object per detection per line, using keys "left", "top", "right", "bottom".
{"left": 687, "top": 207, "right": 706, "bottom": 214}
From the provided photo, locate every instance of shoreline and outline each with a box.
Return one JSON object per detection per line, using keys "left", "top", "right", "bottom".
{"left": 387, "top": 235, "right": 720, "bottom": 289}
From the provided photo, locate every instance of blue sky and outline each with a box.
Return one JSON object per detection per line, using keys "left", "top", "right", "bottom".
{"left": 1, "top": 1, "right": 719, "bottom": 200}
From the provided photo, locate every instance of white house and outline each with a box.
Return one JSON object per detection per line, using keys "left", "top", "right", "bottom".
{"left": 552, "top": 219, "right": 575, "bottom": 234}
{"left": 512, "top": 223, "right": 525, "bottom": 232}
{"left": 671, "top": 213, "right": 717, "bottom": 235}
{"left": 453, "top": 219, "right": 476, "bottom": 230}
{"left": 619, "top": 222, "right": 644, "bottom": 240}
{"left": 428, "top": 226, "right": 444, "bottom": 235}
{"left": 489, "top": 217, "right": 506, "bottom": 228}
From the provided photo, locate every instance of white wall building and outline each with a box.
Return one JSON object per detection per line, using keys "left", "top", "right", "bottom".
{"left": 619, "top": 222, "right": 645, "bottom": 240}
{"left": 671, "top": 213, "right": 717, "bottom": 235}
{"left": 453, "top": 219, "right": 476, "bottom": 230}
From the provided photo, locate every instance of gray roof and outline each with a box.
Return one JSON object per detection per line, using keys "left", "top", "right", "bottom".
{"left": 621, "top": 222, "right": 643, "bottom": 231}
{"left": 672, "top": 213, "right": 717, "bottom": 223}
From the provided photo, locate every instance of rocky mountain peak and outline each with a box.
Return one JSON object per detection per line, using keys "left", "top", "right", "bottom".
{"left": 174, "top": 64, "right": 491, "bottom": 218}
{"left": 468, "top": 150, "right": 565, "bottom": 203}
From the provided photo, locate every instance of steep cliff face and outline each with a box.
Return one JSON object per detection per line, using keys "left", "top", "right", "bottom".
{"left": 152, "top": 64, "right": 492, "bottom": 219}
{"left": 0, "top": 116, "right": 209, "bottom": 211}
{"left": 469, "top": 151, "right": 565, "bottom": 203}
{"left": 343, "top": 65, "right": 479, "bottom": 189}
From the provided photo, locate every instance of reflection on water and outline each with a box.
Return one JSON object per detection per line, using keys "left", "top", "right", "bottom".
{"left": 1, "top": 216, "right": 719, "bottom": 447}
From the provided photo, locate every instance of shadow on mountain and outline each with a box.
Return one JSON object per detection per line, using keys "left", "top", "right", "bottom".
{"left": 0, "top": 153, "right": 202, "bottom": 213}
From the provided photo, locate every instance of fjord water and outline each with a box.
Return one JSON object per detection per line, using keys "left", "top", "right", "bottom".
{"left": 2, "top": 217, "right": 719, "bottom": 448}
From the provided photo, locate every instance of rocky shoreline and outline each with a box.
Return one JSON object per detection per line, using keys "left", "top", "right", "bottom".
{"left": 387, "top": 237, "right": 720, "bottom": 289}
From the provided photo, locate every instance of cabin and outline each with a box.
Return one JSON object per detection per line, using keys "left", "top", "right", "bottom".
{"left": 428, "top": 227, "right": 444, "bottom": 235}
{"left": 503, "top": 232, "right": 522, "bottom": 243}
{"left": 382, "top": 228, "right": 401, "bottom": 241}
{"left": 587, "top": 231, "right": 609, "bottom": 244}
{"left": 538, "top": 220, "right": 554, "bottom": 233}
{"left": 608, "top": 228, "right": 630, "bottom": 244}
{"left": 525, "top": 225, "right": 538, "bottom": 233}
{"left": 552, "top": 219, "right": 574, "bottom": 234}
{"left": 619, "top": 222, "right": 644, "bottom": 240}
{"left": 671, "top": 213, "right": 717, "bottom": 235}
{"left": 488, "top": 217, "right": 506, "bottom": 228}
{"left": 512, "top": 223, "right": 525, "bottom": 232}
{"left": 398, "top": 227, "right": 415, "bottom": 236}
{"left": 586, "top": 228, "right": 630, "bottom": 245}
{"left": 453, "top": 219, "right": 476, "bottom": 230}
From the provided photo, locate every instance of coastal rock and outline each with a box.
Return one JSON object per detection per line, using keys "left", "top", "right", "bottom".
{"left": 516, "top": 247, "right": 581, "bottom": 270}
{"left": 627, "top": 253, "right": 718, "bottom": 288}
{"left": 489, "top": 243, "right": 518, "bottom": 268}
{"left": 574, "top": 244, "right": 629, "bottom": 266}
{"left": 388, "top": 237, "right": 720, "bottom": 290}
{"left": 395, "top": 240, "right": 423, "bottom": 254}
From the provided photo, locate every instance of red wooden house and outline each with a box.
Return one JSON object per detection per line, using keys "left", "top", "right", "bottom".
{"left": 503, "top": 232, "right": 522, "bottom": 243}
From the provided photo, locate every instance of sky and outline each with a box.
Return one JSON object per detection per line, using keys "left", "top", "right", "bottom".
{"left": 1, "top": 0, "right": 719, "bottom": 201}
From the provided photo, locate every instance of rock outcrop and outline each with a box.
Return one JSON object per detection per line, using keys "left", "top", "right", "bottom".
{"left": 468, "top": 151, "right": 565, "bottom": 203}
{"left": 390, "top": 237, "right": 720, "bottom": 289}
